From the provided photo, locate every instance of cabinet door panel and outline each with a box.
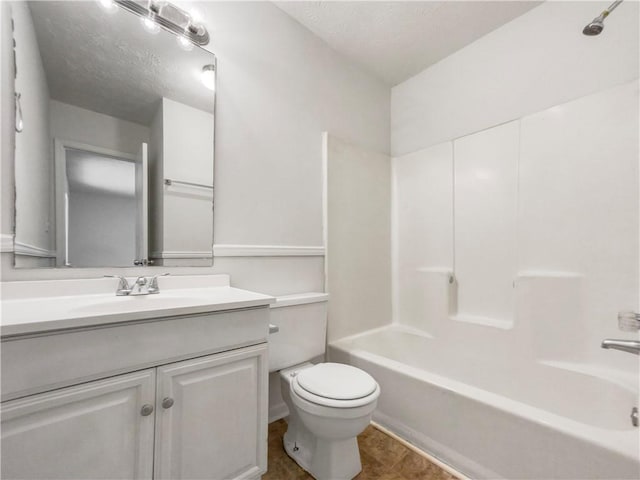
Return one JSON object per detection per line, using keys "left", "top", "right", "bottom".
{"left": 155, "top": 344, "right": 268, "bottom": 480}
{"left": 1, "top": 370, "right": 155, "bottom": 479}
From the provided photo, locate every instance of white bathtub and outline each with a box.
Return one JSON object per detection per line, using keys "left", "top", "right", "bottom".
{"left": 329, "top": 326, "right": 639, "bottom": 479}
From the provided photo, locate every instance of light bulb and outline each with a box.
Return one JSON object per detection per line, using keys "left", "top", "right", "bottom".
{"left": 201, "top": 64, "right": 215, "bottom": 91}
{"left": 141, "top": 15, "right": 160, "bottom": 34}
{"left": 177, "top": 34, "right": 194, "bottom": 51}
{"left": 97, "top": 0, "right": 118, "bottom": 13}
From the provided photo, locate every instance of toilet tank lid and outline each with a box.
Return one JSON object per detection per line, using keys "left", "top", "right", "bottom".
{"left": 296, "top": 363, "right": 377, "bottom": 400}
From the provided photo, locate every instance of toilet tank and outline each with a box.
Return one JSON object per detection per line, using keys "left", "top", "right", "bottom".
{"left": 268, "top": 293, "right": 329, "bottom": 372}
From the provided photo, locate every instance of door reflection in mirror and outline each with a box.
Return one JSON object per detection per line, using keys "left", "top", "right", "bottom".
{"left": 59, "top": 145, "right": 147, "bottom": 268}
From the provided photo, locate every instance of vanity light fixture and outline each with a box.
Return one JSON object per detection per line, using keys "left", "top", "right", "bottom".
{"left": 140, "top": 0, "right": 160, "bottom": 34}
{"left": 97, "top": 0, "right": 118, "bottom": 13}
{"left": 141, "top": 14, "right": 161, "bottom": 34}
{"left": 177, "top": 30, "right": 195, "bottom": 51}
{"left": 106, "top": 0, "right": 210, "bottom": 46}
{"left": 201, "top": 64, "right": 216, "bottom": 91}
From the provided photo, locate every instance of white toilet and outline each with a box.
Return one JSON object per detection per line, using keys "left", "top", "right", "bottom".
{"left": 269, "top": 295, "right": 380, "bottom": 480}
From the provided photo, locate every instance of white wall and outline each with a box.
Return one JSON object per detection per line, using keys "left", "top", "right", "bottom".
{"left": 49, "top": 100, "right": 150, "bottom": 156}
{"left": 324, "top": 134, "right": 391, "bottom": 341}
{"left": 392, "top": 1, "right": 640, "bottom": 156}
{"left": 199, "top": 1, "right": 390, "bottom": 248}
{"left": 12, "top": 1, "right": 53, "bottom": 263}
{"left": 1, "top": 1, "right": 390, "bottom": 302}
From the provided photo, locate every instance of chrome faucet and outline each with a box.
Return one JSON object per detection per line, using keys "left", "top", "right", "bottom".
{"left": 130, "top": 273, "right": 170, "bottom": 295}
{"left": 601, "top": 339, "right": 640, "bottom": 355}
{"left": 105, "top": 273, "right": 169, "bottom": 296}
{"left": 600, "top": 311, "right": 640, "bottom": 355}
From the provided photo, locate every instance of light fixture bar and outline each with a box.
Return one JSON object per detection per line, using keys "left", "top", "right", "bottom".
{"left": 113, "top": 0, "right": 209, "bottom": 46}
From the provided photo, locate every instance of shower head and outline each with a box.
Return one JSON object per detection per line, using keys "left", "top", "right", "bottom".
{"left": 582, "top": 0, "right": 623, "bottom": 36}
{"left": 582, "top": 14, "right": 605, "bottom": 36}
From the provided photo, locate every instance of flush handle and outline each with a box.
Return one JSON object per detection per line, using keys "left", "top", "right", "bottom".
{"left": 140, "top": 404, "right": 154, "bottom": 416}
{"left": 162, "top": 397, "right": 174, "bottom": 409}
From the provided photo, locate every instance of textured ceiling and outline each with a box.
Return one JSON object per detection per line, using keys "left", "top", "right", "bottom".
{"left": 28, "top": 1, "right": 215, "bottom": 126}
{"left": 275, "top": 1, "right": 542, "bottom": 85}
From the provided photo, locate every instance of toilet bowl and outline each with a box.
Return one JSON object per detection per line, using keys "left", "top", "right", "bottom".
{"left": 280, "top": 362, "right": 380, "bottom": 480}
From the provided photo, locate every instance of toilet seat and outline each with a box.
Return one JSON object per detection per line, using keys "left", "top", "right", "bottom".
{"left": 291, "top": 363, "right": 380, "bottom": 408}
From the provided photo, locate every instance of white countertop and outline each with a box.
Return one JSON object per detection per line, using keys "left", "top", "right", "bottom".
{"left": 1, "top": 275, "right": 275, "bottom": 337}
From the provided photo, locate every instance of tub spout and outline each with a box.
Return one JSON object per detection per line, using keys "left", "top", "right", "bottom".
{"left": 601, "top": 339, "right": 640, "bottom": 355}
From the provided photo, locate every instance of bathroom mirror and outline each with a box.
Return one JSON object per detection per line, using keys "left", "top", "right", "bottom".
{"left": 9, "top": 1, "right": 215, "bottom": 268}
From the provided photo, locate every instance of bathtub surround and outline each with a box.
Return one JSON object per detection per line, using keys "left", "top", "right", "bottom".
{"left": 392, "top": 78, "right": 638, "bottom": 376}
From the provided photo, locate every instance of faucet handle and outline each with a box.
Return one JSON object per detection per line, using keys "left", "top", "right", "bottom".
{"left": 104, "top": 275, "right": 131, "bottom": 295}
{"left": 148, "top": 273, "right": 170, "bottom": 293}
{"left": 618, "top": 311, "right": 640, "bottom": 331}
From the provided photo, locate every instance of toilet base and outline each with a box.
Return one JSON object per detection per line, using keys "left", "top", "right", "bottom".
{"left": 283, "top": 429, "right": 313, "bottom": 473}
{"left": 283, "top": 429, "right": 362, "bottom": 480}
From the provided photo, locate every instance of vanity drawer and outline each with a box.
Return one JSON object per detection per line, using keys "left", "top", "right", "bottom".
{"left": 1, "top": 306, "right": 269, "bottom": 401}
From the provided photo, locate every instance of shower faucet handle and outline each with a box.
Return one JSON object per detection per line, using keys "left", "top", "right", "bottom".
{"left": 618, "top": 311, "right": 640, "bottom": 331}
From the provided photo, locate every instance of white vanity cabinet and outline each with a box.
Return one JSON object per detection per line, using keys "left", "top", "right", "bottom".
{"left": 154, "top": 345, "right": 267, "bottom": 480}
{"left": 1, "top": 369, "right": 157, "bottom": 480}
{"left": 1, "top": 297, "right": 271, "bottom": 480}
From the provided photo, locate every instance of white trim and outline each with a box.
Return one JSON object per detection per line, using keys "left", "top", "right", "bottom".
{"left": 213, "top": 245, "right": 325, "bottom": 257}
{"left": 0, "top": 235, "right": 57, "bottom": 258}
{"left": 0, "top": 234, "right": 14, "bottom": 253}
{"left": 268, "top": 401, "right": 289, "bottom": 424}
{"left": 150, "top": 250, "right": 213, "bottom": 259}
{"left": 270, "top": 293, "right": 329, "bottom": 309}
{"left": 322, "top": 132, "right": 330, "bottom": 293}
{"left": 13, "top": 240, "right": 56, "bottom": 258}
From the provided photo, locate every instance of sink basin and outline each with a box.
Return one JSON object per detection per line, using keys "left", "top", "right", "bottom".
{"left": 70, "top": 294, "right": 215, "bottom": 315}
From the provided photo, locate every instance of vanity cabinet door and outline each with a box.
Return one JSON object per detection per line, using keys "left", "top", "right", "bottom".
{"left": 154, "top": 344, "right": 268, "bottom": 480}
{"left": 1, "top": 370, "right": 156, "bottom": 480}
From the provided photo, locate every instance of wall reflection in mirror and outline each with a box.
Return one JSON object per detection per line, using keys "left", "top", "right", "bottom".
{"left": 9, "top": 0, "right": 215, "bottom": 268}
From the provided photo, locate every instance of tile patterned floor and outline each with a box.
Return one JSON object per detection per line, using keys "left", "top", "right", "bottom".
{"left": 263, "top": 419, "right": 459, "bottom": 480}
